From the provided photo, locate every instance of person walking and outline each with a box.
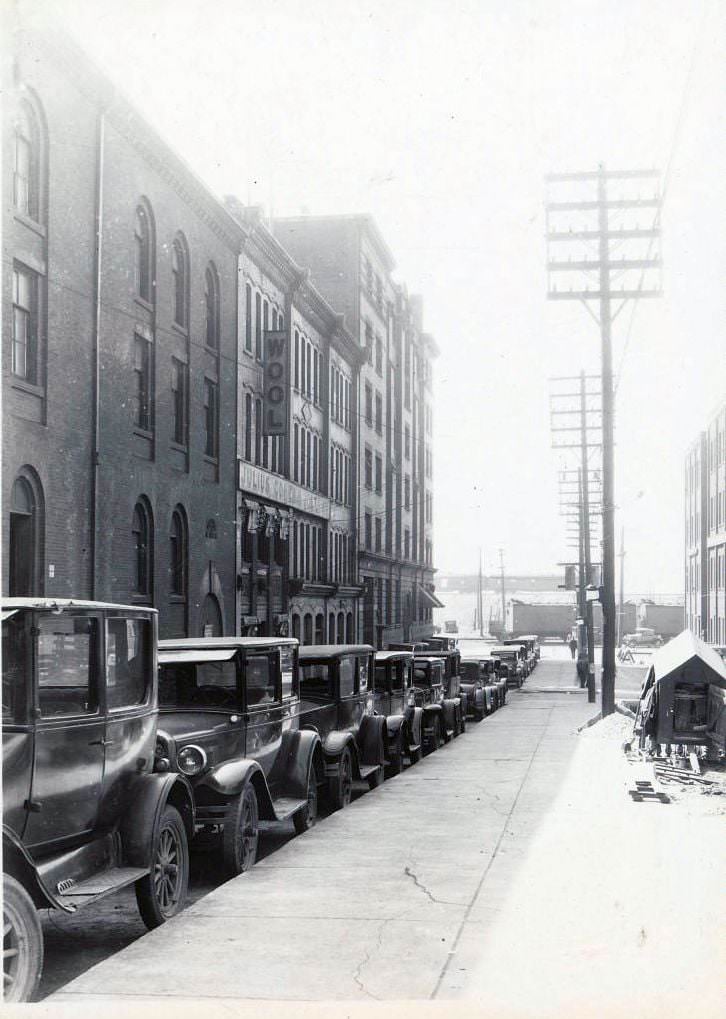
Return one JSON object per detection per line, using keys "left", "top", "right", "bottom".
{"left": 568, "top": 634, "right": 577, "bottom": 660}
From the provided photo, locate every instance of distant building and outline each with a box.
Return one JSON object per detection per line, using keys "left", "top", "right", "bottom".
{"left": 685, "top": 402, "right": 726, "bottom": 644}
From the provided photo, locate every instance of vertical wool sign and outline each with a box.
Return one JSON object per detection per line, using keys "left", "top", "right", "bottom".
{"left": 263, "top": 329, "right": 289, "bottom": 435}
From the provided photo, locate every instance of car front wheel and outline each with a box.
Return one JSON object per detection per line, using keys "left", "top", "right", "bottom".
{"left": 294, "top": 763, "right": 319, "bottom": 834}
{"left": 222, "top": 784, "right": 260, "bottom": 877}
{"left": 327, "top": 748, "right": 353, "bottom": 811}
{"left": 3, "top": 875, "right": 43, "bottom": 1003}
{"left": 136, "top": 804, "right": 189, "bottom": 929}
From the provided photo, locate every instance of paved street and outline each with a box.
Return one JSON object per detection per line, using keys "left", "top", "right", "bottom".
{"left": 51, "top": 662, "right": 595, "bottom": 1002}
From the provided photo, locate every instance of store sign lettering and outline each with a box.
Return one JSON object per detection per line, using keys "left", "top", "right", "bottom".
{"left": 263, "top": 330, "right": 288, "bottom": 435}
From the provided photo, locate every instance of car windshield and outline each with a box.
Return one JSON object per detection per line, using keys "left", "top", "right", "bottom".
{"left": 159, "top": 658, "right": 239, "bottom": 709}
{"left": 2, "top": 611, "right": 28, "bottom": 723}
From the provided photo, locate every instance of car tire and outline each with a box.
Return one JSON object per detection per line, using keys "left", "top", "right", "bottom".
{"left": 367, "top": 766, "right": 385, "bottom": 790}
{"left": 408, "top": 743, "right": 423, "bottom": 765}
{"left": 474, "top": 705, "right": 485, "bottom": 722}
{"left": 327, "top": 748, "right": 353, "bottom": 811}
{"left": 293, "top": 763, "right": 319, "bottom": 834}
{"left": 385, "top": 732, "right": 404, "bottom": 778}
{"left": 2, "top": 875, "right": 43, "bottom": 1003}
{"left": 135, "top": 804, "right": 189, "bottom": 929}
{"left": 222, "top": 783, "right": 260, "bottom": 877}
{"left": 423, "top": 715, "right": 440, "bottom": 755}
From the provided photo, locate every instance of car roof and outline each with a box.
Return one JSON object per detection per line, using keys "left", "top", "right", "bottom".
{"left": 375, "top": 650, "right": 414, "bottom": 661}
{"left": 2, "top": 597, "right": 157, "bottom": 613}
{"left": 159, "top": 637, "right": 297, "bottom": 650}
{"left": 412, "top": 654, "right": 446, "bottom": 662}
{"left": 298, "top": 644, "right": 374, "bottom": 659}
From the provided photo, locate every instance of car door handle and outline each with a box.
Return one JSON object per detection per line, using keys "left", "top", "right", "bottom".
{"left": 89, "top": 737, "right": 115, "bottom": 747}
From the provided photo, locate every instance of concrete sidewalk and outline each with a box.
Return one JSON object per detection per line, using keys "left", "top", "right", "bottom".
{"left": 51, "top": 686, "right": 592, "bottom": 1003}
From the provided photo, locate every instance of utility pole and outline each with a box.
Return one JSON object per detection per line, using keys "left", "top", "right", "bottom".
{"left": 617, "top": 527, "right": 626, "bottom": 646}
{"left": 498, "top": 548, "right": 506, "bottom": 637}
{"left": 579, "top": 371, "right": 596, "bottom": 703}
{"left": 477, "top": 548, "right": 484, "bottom": 638}
{"left": 546, "top": 165, "right": 662, "bottom": 716}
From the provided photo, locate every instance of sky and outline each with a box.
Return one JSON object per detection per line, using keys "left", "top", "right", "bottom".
{"left": 41, "top": 0, "right": 725, "bottom": 595}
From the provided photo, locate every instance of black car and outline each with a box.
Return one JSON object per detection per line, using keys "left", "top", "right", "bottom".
{"left": 297, "top": 645, "right": 388, "bottom": 802}
{"left": 374, "top": 650, "right": 425, "bottom": 767}
{"left": 459, "top": 659, "right": 497, "bottom": 720}
{"left": 407, "top": 655, "right": 461, "bottom": 753}
{"left": 156, "top": 637, "right": 323, "bottom": 878}
{"left": 489, "top": 646, "right": 525, "bottom": 689}
{"left": 389, "top": 643, "right": 467, "bottom": 738}
{"left": 2, "top": 599, "right": 193, "bottom": 1002}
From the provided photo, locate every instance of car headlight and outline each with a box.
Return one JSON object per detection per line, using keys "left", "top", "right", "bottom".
{"left": 177, "top": 744, "right": 208, "bottom": 776}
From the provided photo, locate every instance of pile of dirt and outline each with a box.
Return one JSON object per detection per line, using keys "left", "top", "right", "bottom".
{"left": 579, "top": 711, "right": 634, "bottom": 742}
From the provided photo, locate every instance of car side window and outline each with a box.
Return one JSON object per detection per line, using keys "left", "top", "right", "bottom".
{"left": 300, "top": 663, "right": 331, "bottom": 702}
{"left": 339, "top": 656, "right": 356, "bottom": 698}
{"left": 106, "top": 617, "right": 151, "bottom": 710}
{"left": 2, "top": 612, "right": 28, "bottom": 724}
{"left": 375, "top": 664, "right": 388, "bottom": 693}
{"left": 392, "top": 662, "right": 404, "bottom": 692}
{"left": 358, "top": 656, "right": 369, "bottom": 693}
{"left": 36, "top": 614, "right": 99, "bottom": 717}
{"left": 281, "top": 646, "right": 296, "bottom": 699}
{"left": 246, "top": 654, "right": 277, "bottom": 706}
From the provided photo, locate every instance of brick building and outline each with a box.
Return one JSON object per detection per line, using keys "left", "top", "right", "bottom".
{"left": 3, "top": 21, "right": 239, "bottom": 637}
{"left": 685, "top": 402, "right": 726, "bottom": 644}
{"left": 273, "top": 215, "right": 441, "bottom": 646}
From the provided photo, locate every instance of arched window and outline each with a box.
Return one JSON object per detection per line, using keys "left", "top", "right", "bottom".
{"left": 303, "top": 613, "right": 313, "bottom": 646}
{"left": 346, "top": 612, "right": 354, "bottom": 642}
{"left": 14, "top": 101, "right": 41, "bottom": 220}
{"left": 169, "top": 507, "right": 187, "bottom": 597}
{"left": 337, "top": 612, "right": 345, "bottom": 644}
{"left": 132, "top": 499, "right": 153, "bottom": 599}
{"left": 9, "top": 472, "right": 43, "bottom": 596}
{"left": 315, "top": 613, "right": 325, "bottom": 644}
{"left": 205, "top": 518, "right": 218, "bottom": 540}
{"left": 135, "top": 203, "right": 154, "bottom": 302}
{"left": 329, "top": 613, "right": 336, "bottom": 643}
{"left": 172, "top": 235, "right": 188, "bottom": 328}
{"left": 292, "top": 613, "right": 301, "bottom": 640}
{"left": 204, "top": 264, "right": 219, "bottom": 349}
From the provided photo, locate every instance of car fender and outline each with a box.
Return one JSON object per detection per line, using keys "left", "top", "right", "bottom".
{"left": 119, "top": 772, "right": 195, "bottom": 870}
{"left": 422, "top": 702, "right": 443, "bottom": 729}
{"left": 356, "top": 713, "right": 386, "bottom": 768}
{"left": 270, "top": 728, "right": 323, "bottom": 802}
{"left": 407, "top": 705, "right": 424, "bottom": 747}
{"left": 2, "top": 826, "right": 68, "bottom": 912}
{"left": 195, "top": 757, "right": 276, "bottom": 817}
{"left": 442, "top": 698, "right": 458, "bottom": 728}
{"left": 385, "top": 713, "right": 406, "bottom": 740}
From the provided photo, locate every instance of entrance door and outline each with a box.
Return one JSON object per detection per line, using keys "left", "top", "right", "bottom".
{"left": 9, "top": 477, "right": 37, "bottom": 596}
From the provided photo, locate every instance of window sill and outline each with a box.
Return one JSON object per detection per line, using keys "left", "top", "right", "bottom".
{"left": 204, "top": 454, "right": 220, "bottom": 466}
{"left": 134, "top": 426, "right": 154, "bottom": 440}
{"left": 11, "top": 377, "right": 45, "bottom": 399}
{"left": 130, "top": 593, "right": 152, "bottom": 604}
{"left": 169, "top": 594, "right": 187, "bottom": 604}
{"left": 203, "top": 342, "right": 220, "bottom": 357}
{"left": 170, "top": 440, "right": 188, "bottom": 453}
{"left": 172, "top": 321, "right": 189, "bottom": 337}
{"left": 14, "top": 211, "right": 46, "bottom": 237}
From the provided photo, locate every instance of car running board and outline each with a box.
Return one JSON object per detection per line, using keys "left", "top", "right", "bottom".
{"left": 269, "top": 796, "right": 308, "bottom": 822}
{"left": 358, "top": 763, "right": 382, "bottom": 780}
{"left": 57, "top": 866, "right": 148, "bottom": 909}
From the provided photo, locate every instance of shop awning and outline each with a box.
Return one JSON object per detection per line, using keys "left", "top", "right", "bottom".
{"left": 418, "top": 585, "right": 445, "bottom": 609}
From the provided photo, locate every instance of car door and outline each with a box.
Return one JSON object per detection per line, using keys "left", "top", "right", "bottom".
{"left": 244, "top": 648, "right": 283, "bottom": 784}
{"left": 336, "top": 654, "right": 360, "bottom": 732}
{"left": 24, "top": 609, "right": 106, "bottom": 851}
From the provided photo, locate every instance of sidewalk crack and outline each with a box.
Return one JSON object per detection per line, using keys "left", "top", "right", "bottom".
{"left": 404, "top": 866, "right": 459, "bottom": 906}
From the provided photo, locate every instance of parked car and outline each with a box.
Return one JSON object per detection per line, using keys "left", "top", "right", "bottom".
{"left": 297, "top": 645, "right": 388, "bottom": 800}
{"left": 3, "top": 599, "right": 194, "bottom": 1002}
{"left": 501, "top": 639, "right": 533, "bottom": 676}
{"left": 374, "top": 650, "right": 425, "bottom": 767}
{"left": 623, "top": 628, "right": 664, "bottom": 648}
{"left": 459, "top": 659, "right": 498, "bottom": 720}
{"left": 424, "top": 635, "right": 460, "bottom": 653}
{"left": 488, "top": 646, "right": 525, "bottom": 688}
{"left": 410, "top": 655, "right": 464, "bottom": 752}
{"left": 390, "top": 643, "right": 467, "bottom": 732}
{"left": 156, "top": 637, "right": 323, "bottom": 878}
{"left": 510, "top": 635, "right": 540, "bottom": 666}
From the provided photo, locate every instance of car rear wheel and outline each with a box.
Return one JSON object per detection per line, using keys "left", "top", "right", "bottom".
{"left": 3, "top": 875, "right": 43, "bottom": 1003}
{"left": 327, "top": 748, "right": 353, "bottom": 811}
{"left": 293, "top": 763, "right": 319, "bottom": 834}
{"left": 385, "top": 731, "right": 404, "bottom": 778}
{"left": 136, "top": 804, "right": 189, "bottom": 929}
{"left": 423, "top": 715, "right": 440, "bottom": 755}
{"left": 222, "top": 784, "right": 260, "bottom": 877}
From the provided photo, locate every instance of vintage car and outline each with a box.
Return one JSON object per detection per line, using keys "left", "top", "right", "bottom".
{"left": 501, "top": 639, "right": 533, "bottom": 676}
{"left": 488, "top": 645, "right": 525, "bottom": 688}
{"left": 623, "top": 627, "right": 664, "bottom": 649}
{"left": 374, "top": 650, "right": 425, "bottom": 767}
{"left": 411, "top": 655, "right": 465, "bottom": 752}
{"left": 459, "top": 658, "right": 498, "bottom": 719}
{"left": 3, "top": 599, "right": 194, "bottom": 1002}
{"left": 424, "top": 635, "right": 459, "bottom": 653}
{"left": 297, "top": 645, "right": 388, "bottom": 800}
{"left": 389, "top": 643, "right": 467, "bottom": 728}
{"left": 156, "top": 637, "right": 323, "bottom": 878}
{"left": 516, "top": 635, "right": 541, "bottom": 661}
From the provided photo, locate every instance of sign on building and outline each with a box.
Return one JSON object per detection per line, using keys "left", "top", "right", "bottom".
{"left": 263, "top": 329, "right": 289, "bottom": 435}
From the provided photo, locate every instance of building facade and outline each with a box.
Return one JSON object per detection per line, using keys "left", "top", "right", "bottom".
{"left": 273, "top": 215, "right": 441, "bottom": 647}
{"left": 685, "top": 402, "right": 726, "bottom": 644}
{"left": 4, "top": 21, "right": 239, "bottom": 638}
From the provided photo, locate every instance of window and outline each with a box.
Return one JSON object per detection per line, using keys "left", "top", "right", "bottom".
{"left": 106, "top": 617, "right": 152, "bottom": 710}
{"left": 404, "top": 475, "right": 411, "bottom": 510}
{"left": 339, "top": 656, "right": 356, "bottom": 698}
{"left": 375, "top": 454, "right": 383, "bottom": 494}
{"left": 169, "top": 508, "right": 187, "bottom": 596}
{"left": 204, "top": 378, "right": 219, "bottom": 459}
{"left": 245, "top": 393, "right": 253, "bottom": 461}
{"left": 37, "top": 614, "right": 99, "bottom": 717}
{"left": 365, "top": 447, "right": 373, "bottom": 489}
{"left": 133, "top": 335, "right": 151, "bottom": 431}
{"left": 375, "top": 393, "right": 383, "bottom": 434}
{"left": 246, "top": 654, "right": 277, "bottom": 705}
{"left": 255, "top": 292, "right": 262, "bottom": 358}
{"left": 365, "top": 383, "right": 373, "bottom": 426}
{"left": 132, "top": 500, "right": 153, "bottom": 598}
{"left": 171, "top": 358, "right": 187, "bottom": 445}
{"left": 14, "top": 102, "right": 40, "bottom": 220}
{"left": 294, "top": 330, "right": 300, "bottom": 389}
{"left": 172, "top": 236, "right": 188, "bottom": 328}
{"left": 365, "top": 512, "right": 372, "bottom": 550}
{"left": 405, "top": 424, "right": 411, "bottom": 459}
{"left": 255, "top": 398, "right": 263, "bottom": 465}
{"left": 11, "top": 265, "right": 37, "bottom": 382}
{"left": 205, "top": 265, "right": 219, "bottom": 349}
{"left": 375, "top": 517, "right": 382, "bottom": 552}
{"left": 404, "top": 528, "right": 410, "bottom": 560}
{"left": 281, "top": 646, "right": 296, "bottom": 699}
{"left": 375, "top": 337, "right": 382, "bottom": 374}
{"left": 245, "top": 283, "right": 253, "bottom": 351}
{"left": 135, "top": 204, "right": 153, "bottom": 302}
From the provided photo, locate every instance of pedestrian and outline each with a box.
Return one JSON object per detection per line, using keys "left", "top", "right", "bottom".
{"left": 568, "top": 635, "right": 577, "bottom": 660}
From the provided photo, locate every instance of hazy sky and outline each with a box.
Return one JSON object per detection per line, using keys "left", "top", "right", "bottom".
{"left": 48, "top": 0, "right": 725, "bottom": 594}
